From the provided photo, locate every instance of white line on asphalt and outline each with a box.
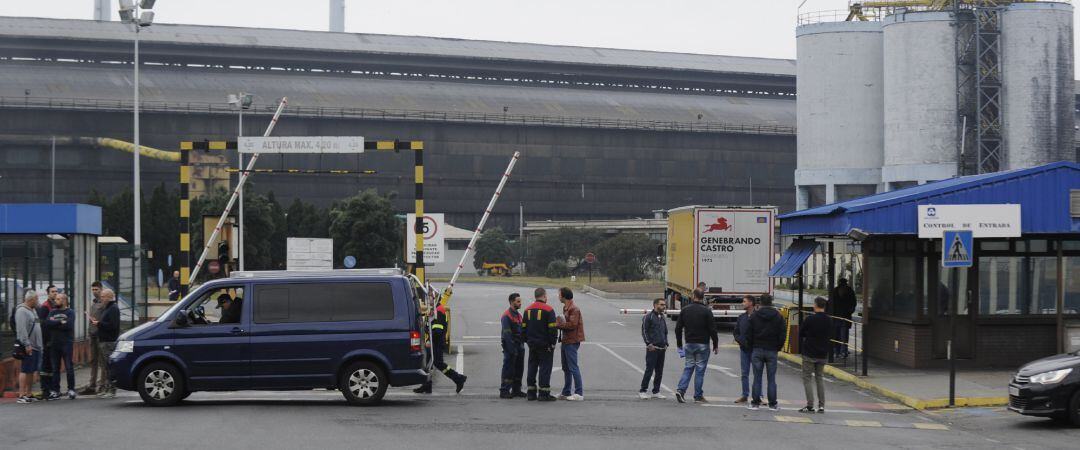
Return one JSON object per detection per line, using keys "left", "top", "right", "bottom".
{"left": 700, "top": 404, "right": 878, "bottom": 415}
{"left": 608, "top": 321, "right": 626, "bottom": 327}
{"left": 595, "top": 343, "right": 674, "bottom": 394}
{"left": 456, "top": 344, "right": 464, "bottom": 374}
{"left": 707, "top": 364, "right": 739, "bottom": 378}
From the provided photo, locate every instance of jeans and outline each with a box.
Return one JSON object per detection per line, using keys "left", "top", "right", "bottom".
{"left": 561, "top": 343, "right": 583, "bottom": 396}
{"left": 49, "top": 341, "right": 75, "bottom": 393}
{"left": 802, "top": 357, "right": 826, "bottom": 408}
{"left": 751, "top": 348, "right": 778, "bottom": 406}
{"left": 527, "top": 344, "right": 554, "bottom": 394}
{"left": 676, "top": 343, "right": 709, "bottom": 399}
{"left": 97, "top": 341, "right": 116, "bottom": 393}
{"left": 640, "top": 348, "right": 666, "bottom": 394}
{"left": 833, "top": 321, "right": 851, "bottom": 357}
{"left": 500, "top": 344, "right": 525, "bottom": 394}
{"left": 88, "top": 335, "right": 101, "bottom": 390}
{"left": 739, "top": 348, "right": 752, "bottom": 398}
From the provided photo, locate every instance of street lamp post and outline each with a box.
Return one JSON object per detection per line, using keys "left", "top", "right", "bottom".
{"left": 119, "top": 0, "right": 156, "bottom": 259}
{"left": 227, "top": 93, "right": 253, "bottom": 271}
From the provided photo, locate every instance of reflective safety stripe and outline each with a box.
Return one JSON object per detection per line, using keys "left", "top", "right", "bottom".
{"left": 539, "top": 387, "right": 551, "bottom": 392}
{"left": 432, "top": 324, "right": 445, "bottom": 330}
{"left": 548, "top": 322, "right": 557, "bottom": 328}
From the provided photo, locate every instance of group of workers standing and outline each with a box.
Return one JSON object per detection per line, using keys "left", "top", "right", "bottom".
{"left": 497, "top": 287, "right": 584, "bottom": 401}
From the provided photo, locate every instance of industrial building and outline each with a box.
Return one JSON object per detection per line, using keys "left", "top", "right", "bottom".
{"left": 0, "top": 16, "right": 797, "bottom": 233}
{"left": 795, "top": 1, "right": 1076, "bottom": 209}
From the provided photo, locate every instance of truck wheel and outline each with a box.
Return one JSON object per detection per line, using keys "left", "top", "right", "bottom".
{"left": 340, "top": 361, "right": 387, "bottom": 406}
{"left": 137, "top": 362, "right": 185, "bottom": 407}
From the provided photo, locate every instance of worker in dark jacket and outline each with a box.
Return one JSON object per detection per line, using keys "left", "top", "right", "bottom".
{"left": 499, "top": 293, "right": 526, "bottom": 399}
{"left": 415, "top": 302, "right": 467, "bottom": 394}
{"left": 90, "top": 289, "right": 121, "bottom": 398}
{"left": 747, "top": 294, "right": 785, "bottom": 410}
{"left": 639, "top": 297, "right": 668, "bottom": 399}
{"left": 523, "top": 287, "right": 558, "bottom": 401}
{"left": 674, "top": 289, "right": 718, "bottom": 404}
{"left": 828, "top": 278, "right": 857, "bottom": 358}
{"left": 46, "top": 293, "right": 76, "bottom": 400}
{"left": 732, "top": 295, "right": 756, "bottom": 404}
{"left": 799, "top": 297, "right": 831, "bottom": 413}
{"left": 37, "top": 286, "right": 57, "bottom": 399}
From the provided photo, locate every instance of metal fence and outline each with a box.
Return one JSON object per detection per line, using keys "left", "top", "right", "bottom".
{"left": 0, "top": 96, "right": 797, "bottom": 136}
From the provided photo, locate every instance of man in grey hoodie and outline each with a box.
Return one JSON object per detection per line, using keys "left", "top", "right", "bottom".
{"left": 15, "top": 289, "right": 43, "bottom": 404}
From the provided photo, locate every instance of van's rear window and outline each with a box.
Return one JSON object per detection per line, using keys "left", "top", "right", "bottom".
{"left": 253, "top": 282, "right": 395, "bottom": 324}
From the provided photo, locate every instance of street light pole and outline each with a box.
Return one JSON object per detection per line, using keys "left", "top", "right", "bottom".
{"left": 133, "top": 23, "right": 141, "bottom": 251}
{"left": 238, "top": 106, "right": 244, "bottom": 271}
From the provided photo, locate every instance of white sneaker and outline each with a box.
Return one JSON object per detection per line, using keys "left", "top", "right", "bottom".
{"left": 67, "top": 390, "right": 77, "bottom": 400}
{"left": 568, "top": 394, "right": 584, "bottom": 401}
{"left": 651, "top": 393, "right": 667, "bottom": 399}
{"left": 638, "top": 392, "right": 650, "bottom": 400}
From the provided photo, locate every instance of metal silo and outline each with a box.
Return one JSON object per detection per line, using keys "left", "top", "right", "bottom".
{"left": 882, "top": 11, "right": 959, "bottom": 189}
{"left": 1001, "top": 2, "right": 1075, "bottom": 169}
{"left": 795, "top": 20, "right": 884, "bottom": 209}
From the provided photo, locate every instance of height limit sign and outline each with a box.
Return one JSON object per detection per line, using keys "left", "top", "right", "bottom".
{"left": 942, "top": 230, "right": 974, "bottom": 268}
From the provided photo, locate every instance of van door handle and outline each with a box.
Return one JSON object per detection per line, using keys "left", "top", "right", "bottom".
{"left": 230, "top": 327, "right": 244, "bottom": 335}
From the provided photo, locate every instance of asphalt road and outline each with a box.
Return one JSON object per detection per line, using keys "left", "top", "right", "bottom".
{"left": 2, "top": 282, "right": 1077, "bottom": 449}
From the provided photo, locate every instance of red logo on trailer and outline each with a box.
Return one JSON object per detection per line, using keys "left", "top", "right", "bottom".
{"left": 703, "top": 217, "right": 733, "bottom": 233}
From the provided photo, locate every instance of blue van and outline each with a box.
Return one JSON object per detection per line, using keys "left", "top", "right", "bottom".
{"left": 108, "top": 269, "right": 430, "bottom": 406}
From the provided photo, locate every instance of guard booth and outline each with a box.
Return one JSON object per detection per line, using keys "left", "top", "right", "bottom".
{"left": 774, "top": 162, "right": 1080, "bottom": 369}
{"left": 0, "top": 204, "right": 101, "bottom": 381}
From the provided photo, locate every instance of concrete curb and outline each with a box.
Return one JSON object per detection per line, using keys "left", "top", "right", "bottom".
{"left": 581, "top": 285, "right": 661, "bottom": 300}
{"left": 776, "top": 351, "right": 1008, "bottom": 410}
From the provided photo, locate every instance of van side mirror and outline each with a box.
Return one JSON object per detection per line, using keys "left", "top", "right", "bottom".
{"left": 171, "top": 310, "right": 190, "bottom": 328}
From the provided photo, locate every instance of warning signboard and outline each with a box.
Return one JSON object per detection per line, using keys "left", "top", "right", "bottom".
{"left": 942, "top": 230, "right": 974, "bottom": 268}
{"left": 405, "top": 213, "right": 445, "bottom": 264}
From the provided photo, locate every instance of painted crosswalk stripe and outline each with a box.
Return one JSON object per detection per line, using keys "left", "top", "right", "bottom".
{"left": 775, "top": 415, "right": 813, "bottom": 424}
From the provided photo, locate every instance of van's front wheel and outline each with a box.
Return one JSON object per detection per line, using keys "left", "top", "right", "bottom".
{"left": 137, "top": 362, "right": 185, "bottom": 406}
{"left": 340, "top": 361, "right": 387, "bottom": 406}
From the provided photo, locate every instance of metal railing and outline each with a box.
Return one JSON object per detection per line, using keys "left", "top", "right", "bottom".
{"left": 0, "top": 96, "right": 797, "bottom": 136}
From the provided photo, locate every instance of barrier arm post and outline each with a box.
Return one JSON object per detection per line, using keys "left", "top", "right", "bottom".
{"left": 188, "top": 97, "right": 288, "bottom": 284}
{"left": 438, "top": 151, "right": 521, "bottom": 307}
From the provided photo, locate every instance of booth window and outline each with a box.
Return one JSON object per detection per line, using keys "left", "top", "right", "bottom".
{"left": 978, "top": 256, "right": 1058, "bottom": 315}
{"left": 1066, "top": 257, "right": 1080, "bottom": 314}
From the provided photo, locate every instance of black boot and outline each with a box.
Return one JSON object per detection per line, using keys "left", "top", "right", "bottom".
{"left": 527, "top": 387, "right": 537, "bottom": 401}
{"left": 538, "top": 391, "right": 557, "bottom": 402}
{"left": 447, "top": 370, "right": 467, "bottom": 394}
{"left": 413, "top": 381, "right": 432, "bottom": 394}
{"left": 499, "top": 392, "right": 514, "bottom": 399}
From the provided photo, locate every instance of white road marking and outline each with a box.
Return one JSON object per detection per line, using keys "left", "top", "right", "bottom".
{"left": 456, "top": 344, "right": 464, "bottom": 374}
{"left": 707, "top": 364, "right": 739, "bottom": 378}
{"left": 595, "top": 343, "right": 674, "bottom": 394}
{"left": 483, "top": 321, "right": 499, "bottom": 325}
{"left": 608, "top": 321, "right": 626, "bottom": 327}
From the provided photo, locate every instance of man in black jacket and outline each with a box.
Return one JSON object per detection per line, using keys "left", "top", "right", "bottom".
{"left": 90, "top": 289, "right": 121, "bottom": 399}
{"left": 799, "top": 297, "right": 831, "bottom": 413}
{"left": 747, "top": 294, "right": 784, "bottom": 410}
{"left": 46, "top": 293, "right": 76, "bottom": 400}
{"left": 828, "top": 278, "right": 857, "bottom": 358}
{"left": 674, "top": 289, "right": 718, "bottom": 404}
{"left": 638, "top": 297, "right": 668, "bottom": 399}
{"left": 732, "top": 295, "right": 756, "bottom": 404}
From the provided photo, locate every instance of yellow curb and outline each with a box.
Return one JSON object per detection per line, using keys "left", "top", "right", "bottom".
{"left": 913, "top": 423, "right": 950, "bottom": 431}
{"left": 777, "top": 352, "right": 1007, "bottom": 411}
{"left": 845, "top": 420, "right": 882, "bottom": 427}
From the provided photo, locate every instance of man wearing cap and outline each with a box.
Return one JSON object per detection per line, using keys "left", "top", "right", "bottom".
{"left": 217, "top": 293, "right": 241, "bottom": 324}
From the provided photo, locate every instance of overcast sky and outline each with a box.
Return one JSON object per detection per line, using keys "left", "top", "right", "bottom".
{"left": 2, "top": 0, "right": 1079, "bottom": 62}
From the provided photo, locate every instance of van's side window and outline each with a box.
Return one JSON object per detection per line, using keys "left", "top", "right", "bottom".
{"left": 185, "top": 286, "right": 245, "bottom": 325}
{"left": 254, "top": 282, "right": 395, "bottom": 324}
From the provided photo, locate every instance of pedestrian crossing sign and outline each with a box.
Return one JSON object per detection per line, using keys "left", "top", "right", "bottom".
{"left": 942, "top": 230, "right": 973, "bottom": 268}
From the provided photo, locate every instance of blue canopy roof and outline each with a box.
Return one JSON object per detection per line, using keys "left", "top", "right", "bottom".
{"left": 768, "top": 239, "right": 819, "bottom": 277}
{"left": 0, "top": 204, "right": 102, "bottom": 235}
{"left": 779, "top": 161, "right": 1080, "bottom": 237}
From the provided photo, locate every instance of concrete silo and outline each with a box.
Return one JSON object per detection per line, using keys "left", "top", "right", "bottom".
{"left": 1000, "top": 2, "right": 1075, "bottom": 169}
{"left": 795, "top": 21, "right": 884, "bottom": 209}
{"left": 881, "top": 11, "right": 959, "bottom": 190}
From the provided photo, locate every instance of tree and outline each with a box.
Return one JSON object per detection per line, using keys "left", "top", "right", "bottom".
{"left": 143, "top": 183, "right": 179, "bottom": 275}
{"left": 525, "top": 228, "right": 605, "bottom": 276}
{"left": 473, "top": 229, "right": 514, "bottom": 270}
{"left": 328, "top": 189, "right": 402, "bottom": 268}
{"left": 593, "top": 233, "right": 660, "bottom": 282}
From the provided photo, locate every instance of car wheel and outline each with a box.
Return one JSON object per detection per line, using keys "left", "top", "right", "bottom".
{"left": 339, "top": 361, "right": 387, "bottom": 406}
{"left": 136, "top": 362, "right": 185, "bottom": 407}
{"left": 1068, "top": 389, "right": 1080, "bottom": 427}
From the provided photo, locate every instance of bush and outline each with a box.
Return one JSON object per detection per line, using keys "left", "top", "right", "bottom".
{"left": 525, "top": 228, "right": 604, "bottom": 276}
{"left": 593, "top": 233, "right": 660, "bottom": 282}
{"left": 545, "top": 260, "right": 571, "bottom": 278}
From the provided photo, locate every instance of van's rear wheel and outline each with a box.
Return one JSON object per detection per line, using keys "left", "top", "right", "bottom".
{"left": 340, "top": 361, "right": 387, "bottom": 406}
{"left": 137, "top": 362, "right": 185, "bottom": 406}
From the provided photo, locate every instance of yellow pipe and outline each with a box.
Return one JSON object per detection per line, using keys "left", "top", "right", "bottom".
{"left": 92, "top": 137, "right": 180, "bottom": 162}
